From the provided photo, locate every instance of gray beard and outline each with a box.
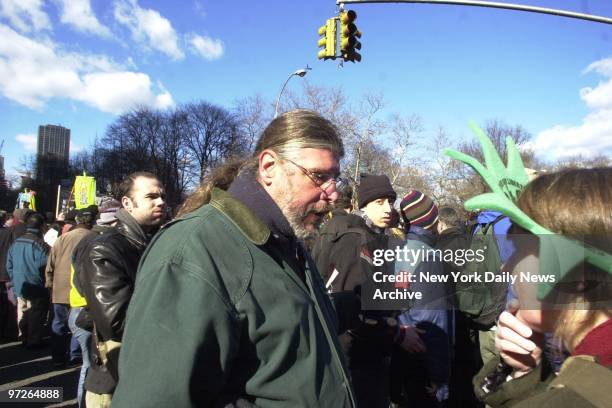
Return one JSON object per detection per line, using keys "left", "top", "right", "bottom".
{"left": 276, "top": 179, "right": 329, "bottom": 241}
{"left": 278, "top": 193, "right": 315, "bottom": 240}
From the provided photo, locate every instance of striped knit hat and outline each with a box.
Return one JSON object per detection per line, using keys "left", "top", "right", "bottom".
{"left": 400, "top": 190, "right": 439, "bottom": 230}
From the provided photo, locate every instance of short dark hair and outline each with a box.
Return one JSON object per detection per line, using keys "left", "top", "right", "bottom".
{"left": 25, "top": 212, "right": 45, "bottom": 229}
{"left": 117, "top": 171, "right": 158, "bottom": 200}
{"left": 438, "top": 206, "right": 462, "bottom": 227}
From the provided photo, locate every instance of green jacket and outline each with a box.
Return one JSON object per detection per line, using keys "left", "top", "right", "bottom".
{"left": 474, "top": 355, "right": 612, "bottom": 407}
{"left": 112, "top": 188, "right": 356, "bottom": 408}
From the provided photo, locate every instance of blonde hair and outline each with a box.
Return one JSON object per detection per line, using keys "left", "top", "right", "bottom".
{"left": 517, "top": 167, "right": 612, "bottom": 352}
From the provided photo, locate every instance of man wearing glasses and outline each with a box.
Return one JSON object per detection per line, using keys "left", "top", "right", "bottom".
{"left": 113, "top": 110, "right": 357, "bottom": 408}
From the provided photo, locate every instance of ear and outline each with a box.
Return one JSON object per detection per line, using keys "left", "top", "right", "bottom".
{"left": 258, "top": 149, "right": 281, "bottom": 187}
{"left": 121, "top": 196, "right": 133, "bottom": 211}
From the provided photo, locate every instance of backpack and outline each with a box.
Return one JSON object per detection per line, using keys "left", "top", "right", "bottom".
{"left": 456, "top": 215, "right": 508, "bottom": 330}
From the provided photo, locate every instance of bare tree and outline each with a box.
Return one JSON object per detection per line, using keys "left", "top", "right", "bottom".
{"left": 233, "top": 94, "right": 271, "bottom": 154}
{"left": 549, "top": 153, "right": 611, "bottom": 171}
{"left": 345, "top": 92, "right": 386, "bottom": 184}
{"left": 183, "top": 102, "right": 243, "bottom": 181}
{"left": 387, "top": 113, "right": 424, "bottom": 186}
{"left": 459, "top": 119, "right": 531, "bottom": 165}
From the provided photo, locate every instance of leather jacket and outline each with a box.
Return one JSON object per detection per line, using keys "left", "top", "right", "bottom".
{"left": 78, "top": 209, "right": 151, "bottom": 342}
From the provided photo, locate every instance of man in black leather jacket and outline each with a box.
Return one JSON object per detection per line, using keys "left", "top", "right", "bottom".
{"left": 78, "top": 172, "right": 166, "bottom": 406}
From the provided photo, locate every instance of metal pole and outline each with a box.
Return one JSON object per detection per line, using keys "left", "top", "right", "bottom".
{"left": 55, "top": 185, "right": 61, "bottom": 219}
{"left": 275, "top": 73, "right": 297, "bottom": 119}
{"left": 336, "top": 0, "right": 612, "bottom": 25}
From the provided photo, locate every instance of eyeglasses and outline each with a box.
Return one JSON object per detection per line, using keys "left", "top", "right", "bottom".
{"left": 283, "top": 158, "right": 345, "bottom": 192}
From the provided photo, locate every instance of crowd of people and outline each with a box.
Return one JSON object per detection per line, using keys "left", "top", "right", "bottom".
{"left": 0, "top": 109, "right": 610, "bottom": 408}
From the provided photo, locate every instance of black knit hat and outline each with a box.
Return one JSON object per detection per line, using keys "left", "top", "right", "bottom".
{"left": 358, "top": 174, "right": 396, "bottom": 209}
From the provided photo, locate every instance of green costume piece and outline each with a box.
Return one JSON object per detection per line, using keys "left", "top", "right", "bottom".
{"left": 444, "top": 123, "right": 612, "bottom": 299}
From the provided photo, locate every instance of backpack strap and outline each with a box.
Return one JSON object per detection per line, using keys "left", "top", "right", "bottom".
{"left": 481, "top": 214, "right": 507, "bottom": 235}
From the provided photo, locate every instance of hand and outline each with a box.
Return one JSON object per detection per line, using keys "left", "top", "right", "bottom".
{"left": 397, "top": 325, "right": 426, "bottom": 353}
{"left": 425, "top": 382, "right": 438, "bottom": 396}
{"left": 44, "top": 280, "right": 53, "bottom": 289}
{"left": 495, "top": 307, "right": 543, "bottom": 378}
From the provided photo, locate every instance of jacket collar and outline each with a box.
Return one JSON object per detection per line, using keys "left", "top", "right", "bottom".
{"left": 210, "top": 187, "right": 271, "bottom": 245}
{"left": 115, "top": 208, "right": 149, "bottom": 249}
{"left": 407, "top": 224, "right": 437, "bottom": 247}
{"left": 226, "top": 172, "right": 299, "bottom": 245}
{"left": 354, "top": 210, "right": 386, "bottom": 235}
{"left": 439, "top": 226, "right": 465, "bottom": 238}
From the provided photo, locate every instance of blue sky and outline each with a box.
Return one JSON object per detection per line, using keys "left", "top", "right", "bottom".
{"left": 1, "top": 0, "right": 611, "bottom": 178}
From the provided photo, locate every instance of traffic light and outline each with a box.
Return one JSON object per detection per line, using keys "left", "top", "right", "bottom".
{"left": 339, "top": 10, "right": 361, "bottom": 62}
{"left": 317, "top": 18, "right": 337, "bottom": 60}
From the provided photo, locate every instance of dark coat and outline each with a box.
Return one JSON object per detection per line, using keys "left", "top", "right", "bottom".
{"left": 313, "top": 210, "right": 381, "bottom": 292}
{"left": 312, "top": 210, "right": 399, "bottom": 368}
{"left": 0, "top": 224, "right": 28, "bottom": 282}
{"left": 78, "top": 209, "right": 151, "bottom": 393}
{"left": 474, "top": 355, "right": 612, "bottom": 408}
{"left": 474, "top": 319, "right": 612, "bottom": 407}
{"left": 79, "top": 209, "right": 149, "bottom": 342}
{"left": 395, "top": 226, "right": 452, "bottom": 387}
{"left": 112, "top": 187, "right": 356, "bottom": 408}
{"left": 0, "top": 226, "right": 13, "bottom": 281}
{"left": 436, "top": 226, "right": 471, "bottom": 276}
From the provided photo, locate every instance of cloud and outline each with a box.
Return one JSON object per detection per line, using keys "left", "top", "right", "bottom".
{"left": 55, "top": 0, "right": 111, "bottom": 37}
{"left": 0, "top": 0, "right": 51, "bottom": 33}
{"left": 193, "top": 0, "right": 206, "bottom": 18}
{"left": 15, "top": 133, "right": 37, "bottom": 152}
{"left": 80, "top": 71, "right": 174, "bottom": 113}
{"left": 531, "top": 57, "right": 612, "bottom": 160}
{"left": 0, "top": 23, "right": 174, "bottom": 114}
{"left": 0, "top": 0, "right": 51, "bottom": 32}
{"left": 114, "top": 0, "right": 184, "bottom": 60}
{"left": 583, "top": 57, "right": 612, "bottom": 77}
{"left": 189, "top": 34, "right": 223, "bottom": 60}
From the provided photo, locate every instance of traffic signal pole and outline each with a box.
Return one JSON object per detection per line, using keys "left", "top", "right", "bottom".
{"left": 336, "top": 0, "right": 612, "bottom": 25}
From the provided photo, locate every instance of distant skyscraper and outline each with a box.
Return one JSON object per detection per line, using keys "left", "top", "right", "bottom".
{"left": 0, "top": 154, "right": 6, "bottom": 190}
{"left": 36, "top": 124, "right": 70, "bottom": 184}
{"left": 37, "top": 124, "right": 70, "bottom": 162}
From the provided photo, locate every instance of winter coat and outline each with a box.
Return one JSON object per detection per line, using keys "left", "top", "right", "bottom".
{"left": 473, "top": 318, "right": 612, "bottom": 408}
{"left": 79, "top": 209, "right": 149, "bottom": 343}
{"left": 0, "top": 226, "right": 13, "bottom": 281}
{"left": 112, "top": 186, "right": 356, "bottom": 408}
{"left": 46, "top": 225, "right": 92, "bottom": 304}
{"left": 312, "top": 210, "right": 400, "bottom": 368}
{"left": 436, "top": 226, "right": 471, "bottom": 276}
{"left": 78, "top": 209, "right": 151, "bottom": 393}
{"left": 6, "top": 229, "right": 49, "bottom": 299}
{"left": 395, "top": 226, "right": 452, "bottom": 389}
{"left": 69, "top": 224, "right": 113, "bottom": 308}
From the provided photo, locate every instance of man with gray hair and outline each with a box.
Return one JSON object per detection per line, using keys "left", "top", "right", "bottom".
{"left": 113, "top": 110, "right": 356, "bottom": 407}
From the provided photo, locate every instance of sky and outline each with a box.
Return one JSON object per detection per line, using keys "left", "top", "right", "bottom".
{"left": 1, "top": 0, "right": 611, "bottom": 179}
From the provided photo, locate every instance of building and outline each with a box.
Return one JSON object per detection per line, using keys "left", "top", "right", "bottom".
{"left": 37, "top": 124, "right": 70, "bottom": 163}
{"left": 36, "top": 124, "right": 70, "bottom": 186}
{"left": 0, "top": 154, "right": 7, "bottom": 190}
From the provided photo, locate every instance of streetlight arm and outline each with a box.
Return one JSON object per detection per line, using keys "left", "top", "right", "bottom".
{"left": 336, "top": 0, "right": 612, "bottom": 25}
{"left": 275, "top": 73, "right": 298, "bottom": 118}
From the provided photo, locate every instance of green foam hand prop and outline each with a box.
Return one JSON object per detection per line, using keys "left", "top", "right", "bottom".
{"left": 444, "top": 123, "right": 612, "bottom": 299}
